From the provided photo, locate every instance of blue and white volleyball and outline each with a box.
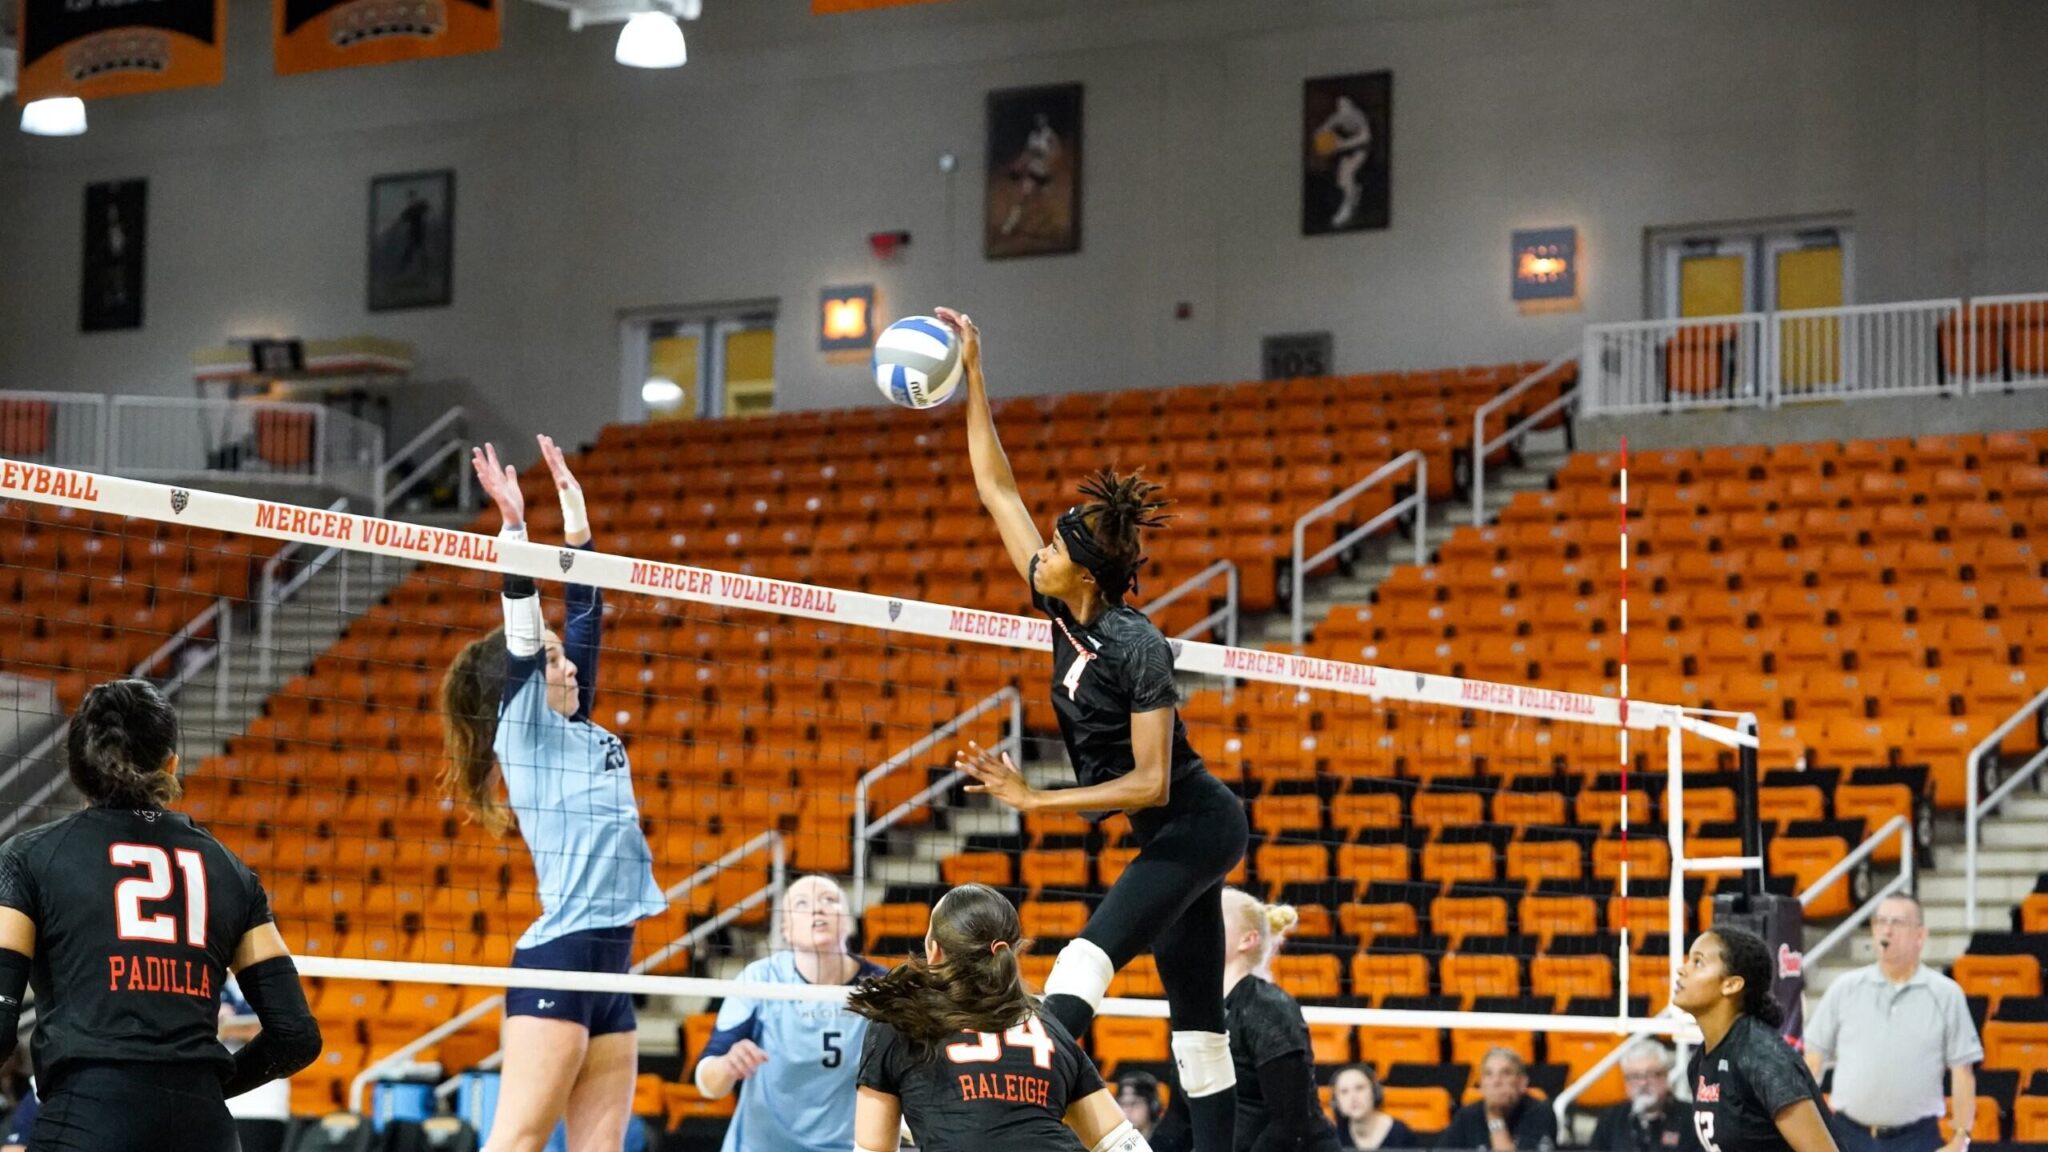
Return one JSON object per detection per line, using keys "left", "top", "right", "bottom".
{"left": 872, "top": 316, "right": 964, "bottom": 409}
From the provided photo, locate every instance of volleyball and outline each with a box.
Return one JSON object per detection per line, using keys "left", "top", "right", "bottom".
{"left": 872, "top": 315, "right": 964, "bottom": 409}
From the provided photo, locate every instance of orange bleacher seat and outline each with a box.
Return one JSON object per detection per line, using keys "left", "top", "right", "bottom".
{"left": 1355, "top": 1025, "right": 1441, "bottom": 1074}
{"left": 1431, "top": 895, "right": 1510, "bottom": 944}
{"left": 1271, "top": 954, "right": 1343, "bottom": 1001}
{"left": 1331, "top": 793, "right": 1405, "bottom": 836}
{"left": 1952, "top": 954, "right": 2042, "bottom": 1010}
{"left": 1020, "top": 849, "right": 1090, "bottom": 895}
{"left": 1380, "top": 1085, "right": 1454, "bottom": 1133}
{"left": 1255, "top": 842, "right": 1331, "bottom": 892}
{"left": 1020, "top": 900, "right": 1091, "bottom": 941}
{"left": 1093, "top": 1017, "right": 1170, "bottom": 1077}
{"left": 1449, "top": 1027, "right": 1536, "bottom": 1072}
{"left": 1440, "top": 954, "right": 1521, "bottom": 1005}
{"left": 1941, "top": 1096, "right": 2001, "bottom": 1144}
{"left": 1352, "top": 953, "right": 1431, "bottom": 1004}
{"left": 1421, "top": 841, "right": 1497, "bottom": 885}
{"left": 2017, "top": 1096, "right": 2048, "bottom": 1144}
{"left": 1506, "top": 839, "right": 1583, "bottom": 885}
{"left": 1340, "top": 902, "right": 1421, "bottom": 943}
{"left": 1337, "top": 842, "right": 1414, "bottom": 884}
{"left": 1531, "top": 954, "right": 1615, "bottom": 1006}
{"left": 1519, "top": 894, "right": 1600, "bottom": 943}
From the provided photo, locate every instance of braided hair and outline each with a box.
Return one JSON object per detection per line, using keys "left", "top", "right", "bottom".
{"left": 68, "top": 678, "right": 181, "bottom": 809}
{"left": 1711, "top": 926, "right": 1786, "bottom": 1028}
{"left": 1072, "top": 467, "right": 1170, "bottom": 599}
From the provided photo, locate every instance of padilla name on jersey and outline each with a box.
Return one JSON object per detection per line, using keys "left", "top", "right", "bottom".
{"left": 856, "top": 1009, "right": 1102, "bottom": 1151}
{"left": 1032, "top": 558, "right": 1204, "bottom": 794}
{"left": 0, "top": 808, "right": 273, "bottom": 1088}
{"left": 1687, "top": 1015, "right": 1826, "bottom": 1152}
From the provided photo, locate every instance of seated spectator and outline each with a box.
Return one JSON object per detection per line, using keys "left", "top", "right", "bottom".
{"left": 1330, "top": 1064, "right": 1414, "bottom": 1149}
{"left": 1118, "top": 1071, "right": 1165, "bottom": 1141}
{"left": 1587, "top": 1039, "right": 1700, "bottom": 1152}
{"left": 1438, "top": 1049, "right": 1558, "bottom": 1151}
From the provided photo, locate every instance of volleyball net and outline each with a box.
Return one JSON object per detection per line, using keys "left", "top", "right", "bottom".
{"left": 0, "top": 455, "right": 1755, "bottom": 1119}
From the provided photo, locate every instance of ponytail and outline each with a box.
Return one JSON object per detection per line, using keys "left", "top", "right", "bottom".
{"left": 1072, "top": 468, "right": 1170, "bottom": 600}
{"left": 845, "top": 884, "right": 1035, "bottom": 1056}
{"left": 1711, "top": 927, "right": 1786, "bottom": 1029}
{"left": 439, "top": 628, "right": 513, "bottom": 835}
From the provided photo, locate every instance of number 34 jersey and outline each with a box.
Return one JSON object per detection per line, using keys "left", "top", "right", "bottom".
{"left": 0, "top": 808, "right": 274, "bottom": 1086}
{"left": 857, "top": 1010, "right": 1104, "bottom": 1151}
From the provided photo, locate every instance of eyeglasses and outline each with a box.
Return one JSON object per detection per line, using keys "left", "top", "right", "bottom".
{"left": 1622, "top": 1071, "right": 1667, "bottom": 1085}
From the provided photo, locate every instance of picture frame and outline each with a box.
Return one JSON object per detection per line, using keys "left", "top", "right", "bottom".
{"left": 81, "top": 179, "right": 147, "bottom": 333}
{"left": 1302, "top": 71, "right": 1391, "bottom": 236}
{"left": 368, "top": 169, "right": 455, "bottom": 312}
{"left": 984, "top": 83, "right": 1083, "bottom": 259}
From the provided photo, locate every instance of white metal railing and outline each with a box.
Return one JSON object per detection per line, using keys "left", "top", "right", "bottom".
{"left": 376, "top": 405, "right": 471, "bottom": 518}
{"left": 1966, "top": 684, "right": 2048, "bottom": 930}
{"left": 107, "top": 396, "right": 386, "bottom": 503}
{"left": 1470, "top": 352, "right": 1577, "bottom": 526}
{"left": 0, "top": 593, "right": 237, "bottom": 841}
{"left": 1581, "top": 313, "right": 1769, "bottom": 417}
{"left": 1968, "top": 293, "right": 2048, "bottom": 392}
{"left": 1142, "top": 560, "right": 1238, "bottom": 648}
{"left": 1769, "top": 300, "right": 1961, "bottom": 403}
{"left": 1290, "top": 451, "right": 1426, "bottom": 649}
{"left": 256, "top": 498, "right": 353, "bottom": 684}
{"left": 1801, "top": 815, "right": 1914, "bottom": 969}
{"left": 354, "top": 831, "right": 790, "bottom": 1112}
{"left": 0, "top": 392, "right": 106, "bottom": 470}
{"left": 852, "top": 688, "right": 1023, "bottom": 911}
{"left": 1552, "top": 1024, "right": 1693, "bottom": 1129}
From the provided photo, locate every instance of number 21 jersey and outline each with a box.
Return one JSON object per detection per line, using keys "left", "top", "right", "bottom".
{"left": 0, "top": 808, "right": 273, "bottom": 1088}
{"left": 857, "top": 1010, "right": 1103, "bottom": 1151}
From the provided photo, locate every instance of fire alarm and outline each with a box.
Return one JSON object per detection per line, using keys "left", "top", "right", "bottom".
{"left": 869, "top": 231, "right": 912, "bottom": 261}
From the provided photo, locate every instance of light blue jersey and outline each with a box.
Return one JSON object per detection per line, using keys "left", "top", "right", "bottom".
{"left": 699, "top": 951, "right": 887, "bottom": 1152}
{"left": 494, "top": 562, "right": 665, "bottom": 949}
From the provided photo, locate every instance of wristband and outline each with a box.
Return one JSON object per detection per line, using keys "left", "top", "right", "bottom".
{"left": 557, "top": 485, "right": 589, "bottom": 538}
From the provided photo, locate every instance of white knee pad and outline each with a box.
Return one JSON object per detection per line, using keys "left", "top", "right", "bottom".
{"left": 1171, "top": 1030, "right": 1237, "bottom": 1098}
{"left": 1041, "top": 938, "right": 1115, "bottom": 1010}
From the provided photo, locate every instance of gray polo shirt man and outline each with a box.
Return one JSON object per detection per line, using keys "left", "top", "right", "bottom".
{"left": 1805, "top": 963, "right": 1983, "bottom": 1131}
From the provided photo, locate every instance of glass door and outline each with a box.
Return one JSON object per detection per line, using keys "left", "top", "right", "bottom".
{"left": 620, "top": 305, "right": 778, "bottom": 423}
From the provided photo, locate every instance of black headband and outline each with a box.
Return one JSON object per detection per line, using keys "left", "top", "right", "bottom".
{"left": 1057, "top": 505, "right": 1140, "bottom": 598}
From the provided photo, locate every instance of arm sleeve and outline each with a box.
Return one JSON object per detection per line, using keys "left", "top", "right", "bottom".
{"left": 855, "top": 1020, "right": 903, "bottom": 1095}
{"left": 1942, "top": 982, "right": 1986, "bottom": 1066}
{"left": 499, "top": 525, "right": 545, "bottom": 659}
{"left": 1124, "top": 630, "right": 1180, "bottom": 713}
{"left": 0, "top": 949, "right": 28, "bottom": 1065}
{"left": 1059, "top": 1019, "right": 1105, "bottom": 1100}
{"left": 561, "top": 542, "right": 601, "bottom": 721}
{"left": 1803, "top": 983, "right": 1839, "bottom": 1062}
{"left": 221, "top": 955, "right": 323, "bottom": 1099}
{"left": 1246, "top": 1053, "right": 1327, "bottom": 1152}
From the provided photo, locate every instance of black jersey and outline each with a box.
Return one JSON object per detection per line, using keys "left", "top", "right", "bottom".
{"left": 1031, "top": 558, "right": 1205, "bottom": 791}
{"left": 856, "top": 1008, "right": 1104, "bottom": 1151}
{"left": 1225, "top": 976, "right": 1340, "bottom": 1152}
{"left": 0, "top": 808, "right": 273, "bottom": 1088}
{"left": 1687, "top": 1015, "right": 1825, "bottom": 1152}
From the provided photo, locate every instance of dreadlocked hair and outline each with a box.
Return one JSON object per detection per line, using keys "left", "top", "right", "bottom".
{"left": 1710, "top": 926, "right": 1786, "bottom": 1028}
{"left": 1075, "top": 466, "right": 1171, "bottom": 599}
{"left": 845, "top": 884, "right": 1037, "bottom": 1058}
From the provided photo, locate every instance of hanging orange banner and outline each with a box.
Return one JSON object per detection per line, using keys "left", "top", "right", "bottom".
{"left": 813, "top": 0, "right": 951, "bottom": 12}
{"left": 274, "top": 0, "right": 501, "bottom": 76}
{"left": 16, "top": 0, "right": 228, "bottom": 105}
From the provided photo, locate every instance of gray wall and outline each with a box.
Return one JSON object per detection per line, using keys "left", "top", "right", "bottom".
{"left": 2, "top": 0, "right": 2045, "bottom": 453}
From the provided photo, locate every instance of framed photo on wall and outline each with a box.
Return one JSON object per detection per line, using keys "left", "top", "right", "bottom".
{"left": 81, "top": 179, "right": 147, "bottom": 332}
{"left": 985, "top": 83, "right": 1083, "bottom": 259}
{"left": 368, "top": 169, "right": 454, "bottom": 311}
{"left": 1302, "top": 71, "right": 1391, "bottom": 235}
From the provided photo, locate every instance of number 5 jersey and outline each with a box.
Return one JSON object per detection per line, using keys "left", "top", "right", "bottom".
{"left": 857, "top": 1008, "right": 1104, "bottom": 1151}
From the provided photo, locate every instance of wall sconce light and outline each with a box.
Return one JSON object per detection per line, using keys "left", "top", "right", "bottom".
{"left": 1511, "top": 227, "right": 1578, "bottom": 303}
{"left": 821, "top": 285, "right": 876, "bottom": 351}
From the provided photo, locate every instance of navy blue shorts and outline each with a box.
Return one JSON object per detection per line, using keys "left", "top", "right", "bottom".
{"left": 506, "top": 924, "right": 637, "bottom": 1036}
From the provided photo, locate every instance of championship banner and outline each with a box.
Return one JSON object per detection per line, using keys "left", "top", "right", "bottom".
{"left": 274, "top": 0, "right": 500, "bottom": 76}
{"left": 15, "top": 0, "right": 227, "bottom": 105}
{"left": 812, "top": 0, "right": 951, "bottom": 13}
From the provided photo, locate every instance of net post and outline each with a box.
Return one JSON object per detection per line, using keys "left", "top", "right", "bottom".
{"left": 1666, "top": 721, "right": 1685, "bottom": 985}
{"left": 1737, "top": 711, "right": 1763, "bottom": 900}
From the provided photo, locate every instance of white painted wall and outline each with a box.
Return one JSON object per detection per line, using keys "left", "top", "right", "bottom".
{"left": 2, "top": 0, "right": 2044, "bottom": 452}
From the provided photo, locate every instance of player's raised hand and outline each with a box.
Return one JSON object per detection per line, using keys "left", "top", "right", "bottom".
{"left": 934, "top": 307, "right": 981, "bottom": 379}
{"left": 957, "top": 740, "right": 1033, "bottom": 811}
{"left": 536, "top": 434, "right": 580, "bottom": 495}
{"left": 471, "top": 442, "right": 526, "bottom": 528}
{"left": 722, "top": 1038, "right": 770, "bottom": 1082}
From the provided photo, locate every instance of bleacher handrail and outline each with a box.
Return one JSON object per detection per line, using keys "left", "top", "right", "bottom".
{"left": 852, "top": 687, "right": 1024, "bottom": 911}
{"left": 1581, "top": 313, "right": 1771, "bottom": 417}
{"left": 1290, "top": 450, "right": 1426, "bottom": 649}
{"left": 351, "top": 830, "right": 789, "bottom": 1112}
{"left": 1767, "top": 298, "right": 1961, "bottom": 404}
{"left": 1801, "top": 815, "right": 1914, "bottom": 970}
{"left": 1469, "top": 351, "right": 1578, "bottom": 527}
{"left": 375, "top": 405, "right": 471, "bottom": 518}
{"left": 0, "top": 391, "right": 106, "bottom": 470}
{"left": 1965, "top": 683, "right": 2048, "bottom": 930}
{"left": 1967, "top": 291, "right": 2048, "bottom": 392}
{"left": 1142, "top": 559, "right": 1238, "bottom": 647}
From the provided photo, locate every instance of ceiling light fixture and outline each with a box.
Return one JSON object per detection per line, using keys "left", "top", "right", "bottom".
{"left": 615, "top": 10, "right": 686, "bottom": 68}
{"left": 20, "top": 96, "right": 87, "bottom": 137}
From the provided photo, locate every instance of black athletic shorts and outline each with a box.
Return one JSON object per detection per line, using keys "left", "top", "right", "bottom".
{"left": 33, "top": 1061, "right": 238, "bottom": 1151}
